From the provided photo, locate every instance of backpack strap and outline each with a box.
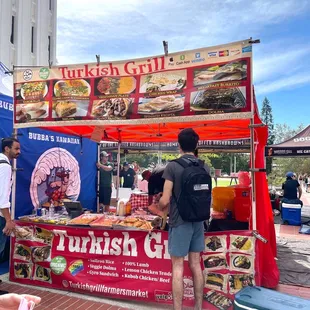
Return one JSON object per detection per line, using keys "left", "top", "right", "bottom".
{"left": 173, "top": 157, "right": 201, "bottom": 168}
{"left": 173, "top": 157, "right": 191, "bottom": 168}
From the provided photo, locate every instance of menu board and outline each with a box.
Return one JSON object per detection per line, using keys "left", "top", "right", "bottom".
{"left": 13, "top": 40, "right": 253, "bottom": 127}
{"left": 10, "top": 222, "right": 257, "bottom": 309}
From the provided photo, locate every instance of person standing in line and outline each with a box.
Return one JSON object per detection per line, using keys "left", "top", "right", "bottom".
{"left": 121, "top": 162, "right": 137, "bottom": 189}
{"left": 159, "top": 128, "right": 210, "bottom": 310}
{"left": 0, "top": 138, "right": 21, "bottom": 286}
{"left": 112, "top": 159, "right": 121, "bottom": 189}
{"left": 96, "top": 151, "right": 113, "bottom": 212}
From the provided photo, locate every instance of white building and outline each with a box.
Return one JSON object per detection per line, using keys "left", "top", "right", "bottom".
{"left": 0, "top": 0, "right": 57, "bottom": 69}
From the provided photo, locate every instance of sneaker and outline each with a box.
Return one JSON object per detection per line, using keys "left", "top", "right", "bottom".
{"left": 273, "top": 209, "right": 280, "bottom": 216}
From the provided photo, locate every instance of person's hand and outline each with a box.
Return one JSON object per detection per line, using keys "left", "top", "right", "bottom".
{"left": 96, "top": 163, "right": 101, "bottom": 169}
{"left": 2, "top": 220, "right": 15, "bottom": 236}
{"left": 0, "top": 293, "right": 41, "bottom": 310}
{"left": 154, "top": 192, "right": 163, "bottom": 203}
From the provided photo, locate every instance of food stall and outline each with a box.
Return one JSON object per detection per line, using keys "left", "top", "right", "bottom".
{"left": 10, "top": 39, "right": 279, "bottom": 310}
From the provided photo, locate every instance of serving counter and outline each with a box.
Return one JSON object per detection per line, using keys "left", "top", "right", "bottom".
{"left": 10, "top": 220, "right": 258, "bottom": 310}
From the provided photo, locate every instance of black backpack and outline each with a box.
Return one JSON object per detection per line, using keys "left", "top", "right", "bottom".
{"left": 173, "top": 157, "right": 212, "bottom": 222}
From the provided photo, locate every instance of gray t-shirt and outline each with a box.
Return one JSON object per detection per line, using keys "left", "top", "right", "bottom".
{"left": 162, "top": 155, "right": 210, "bottom": 227}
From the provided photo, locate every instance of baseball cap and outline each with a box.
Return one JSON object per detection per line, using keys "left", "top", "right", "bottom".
{"left": 101, "top": 151, "right": 108, "bottom": 157}
{"left": 286, "top": 171, "right": 294, "bottom": 178}
{"left": 123, "top": 161, "right": 129, "bottom": 166}
{"left": 142, "top": 170, "right": 151, "bottom": 181}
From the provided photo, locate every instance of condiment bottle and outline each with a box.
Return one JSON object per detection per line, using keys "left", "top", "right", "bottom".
{"left": 118, "top": 201, "right": 125, "bottom": 216}
{"left": 49, "top": 201, "right": 55, "bottom": 218}
{"left": 125, "top": 201, "right": 132, "bottom": 215}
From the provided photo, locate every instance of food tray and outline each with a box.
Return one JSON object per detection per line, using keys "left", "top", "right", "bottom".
{"left": 67, "top": 214, "right": 102, "bottom": 226}
{"left": 89, "top": 215, "right": 122, "bottom": 228}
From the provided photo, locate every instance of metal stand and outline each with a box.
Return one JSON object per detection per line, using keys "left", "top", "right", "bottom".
{"left": 11, "top": 129, "right": 18, "bottom": 219}
{"left": 97, "top": 143, "right": 100, "bottom": 213}
{"left": 116, "top": 142, "right": 121, "bottom": 202}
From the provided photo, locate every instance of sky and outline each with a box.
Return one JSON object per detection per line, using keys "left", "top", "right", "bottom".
{"left": 57, "top": 0, "right": 310, "bottom": 129}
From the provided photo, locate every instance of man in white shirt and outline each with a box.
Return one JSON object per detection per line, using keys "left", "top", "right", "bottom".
{"left": 0, "top": 138, "right": 21, "bottom": 263}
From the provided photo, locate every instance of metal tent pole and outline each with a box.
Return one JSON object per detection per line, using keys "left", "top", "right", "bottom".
{"left": 250, "top": 121, "right": 257, "bottom": 231}
{"left": 11, "top": 128, "right": 18, "bottom": 219}
{"left": 97, "top": 143, "right": 100, "bottom": 213}
{"left": 116, "top": 142, "right": 121, "bottom": 202}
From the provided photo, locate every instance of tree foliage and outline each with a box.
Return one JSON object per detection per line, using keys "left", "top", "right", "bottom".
{"left": 268, "top": 123, "right": 309, "bottom": 185}
{"left": 260, "top": 97, "right": 274, "bottom": 174}
{"left": 273, "top": 123, "right": 305, "bottom": 144}
{"left": 261, "top": 97, "right": 275, "bottom": 145}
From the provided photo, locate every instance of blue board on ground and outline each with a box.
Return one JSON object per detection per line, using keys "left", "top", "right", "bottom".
{"left": 234, "top": 286, "right": 310, "bottom": 310}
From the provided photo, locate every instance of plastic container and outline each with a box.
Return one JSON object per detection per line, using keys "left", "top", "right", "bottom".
{"left": 125, "top": 201, "right": 132, "bottom": 215}
{"left": 212, "top": 187, "right": 235, "bottom": 213}
{"left": 282, "top": 203, "right": 301, "bottom": 226}
{"left": 234, "top": 286, "right": 310, "bottom": 310}
{"left": 238, "top": 171, "right": 251, "bottom": 186}
{"left": 233, "top": 186, "right": 251, "bottom": 222}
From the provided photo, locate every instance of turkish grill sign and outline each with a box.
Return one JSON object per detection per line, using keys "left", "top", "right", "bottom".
{"left": 10, "top": 222, "right": 257, "bottom": 310}
{"left": 13, "top": 40, "right": 252, "bottom": 128}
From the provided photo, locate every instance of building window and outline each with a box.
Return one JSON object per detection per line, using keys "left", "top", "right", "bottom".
{"left": 49, "top": 0, "right": 52, "bottom": 10}
{"left": 10, "top": 16, "right": 15, "bottom": 44}
{"left": 48, "top": 35, "right": 51, "bottom": 62}
{"left": 31, "top": 27, "right": 34, "bottom": 53}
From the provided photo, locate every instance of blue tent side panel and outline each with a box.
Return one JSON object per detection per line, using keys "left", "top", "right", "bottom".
{"left": 16, "top": 128, "right": 98, "bottom": 218}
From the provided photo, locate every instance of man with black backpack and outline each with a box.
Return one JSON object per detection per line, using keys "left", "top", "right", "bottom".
{"left": 159, "top": 128, "right": 211, "bottom": 310}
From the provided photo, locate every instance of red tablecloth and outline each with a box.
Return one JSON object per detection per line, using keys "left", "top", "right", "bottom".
{"left": 129, "top": 193, "right": 155, "bottom": 210}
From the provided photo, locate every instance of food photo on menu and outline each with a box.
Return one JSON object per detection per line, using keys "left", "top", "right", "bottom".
{"left": 53, "top": 79, "right": 91, "bottom": 97}
{"left": 190, "top": 87, "right": 246, "bottom": 113}
{"left": 138, "top": 94, "right": 185, "bottom": 115}
{"left": 193, "top": 60, "right": 247, "bottom": 86}
{"left": 95, "top": 76, "right": 136, "bottom": 95}
{"left": 32, "top": 245, "right": 52, "bottom": 263}
{"left": 205, "top": 235, "right": 227, "bottom": 252}
{"left": 13, "top": 244, "right": 32, "bottom": 261}
{"left": 204, "top": 272, "right": 228, "bottom": 292}
{"left": 34, "top": 265, "right": 52, "bottom": 283}
{"left": 14, "top": 263, "right": 33, "bottom": 279}
{"left": 33, "top": 226, "right": 54, "bottom": 245}
{"left": 230, "top": 235, "right": 255, "bottom": 253}
{"left": 229, "top": 274, "right": 255, "bottom": 294}
{"left": 15, "top": 101, "right": 49, "bottom": 123}
{"left": 52, "top": 100, "right": 89, "bottom": 118}
{"left": 15, "top": 81, "right": 49, "bottom": 101}
{"left": 204, "top": 290, "right": 233, "bottom": 310}
{"left": 230, "top": 254, "right": 254, "bottom": 273}
{"left": 14, "top": 226, "right": 34, "bottom": 241}
{"left": 91, "top": 98, "right": 133, "bottom": 119}
{"left": 203, "top": 254, "right": 228, "bottom": 271}
{"left": 139, "top": 70, "right": 187, "bottom": 93}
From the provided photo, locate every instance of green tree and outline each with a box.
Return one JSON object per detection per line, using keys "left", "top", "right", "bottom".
{"left": 261, "top": 97, "right": 274, "bottom": 174}
{"left": 273, "top": 123, "right": 305, "bottom": 144}
{"left": 268, "top": 123, "right": 307, "bottom": 185}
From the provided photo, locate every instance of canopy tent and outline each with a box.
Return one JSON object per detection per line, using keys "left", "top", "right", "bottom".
{"left": 266, "top": 125, "right": 310, "bottom": 157}
{"left": 12, "top": 39, "right": 279, "bottom": 289}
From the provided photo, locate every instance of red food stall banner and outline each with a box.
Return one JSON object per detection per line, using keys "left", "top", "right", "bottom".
{"left": 10, "top": 222, "right": 258, "bottom": 310}
{"left": 13, "top": 40, "right": 252, "bottom": 128}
